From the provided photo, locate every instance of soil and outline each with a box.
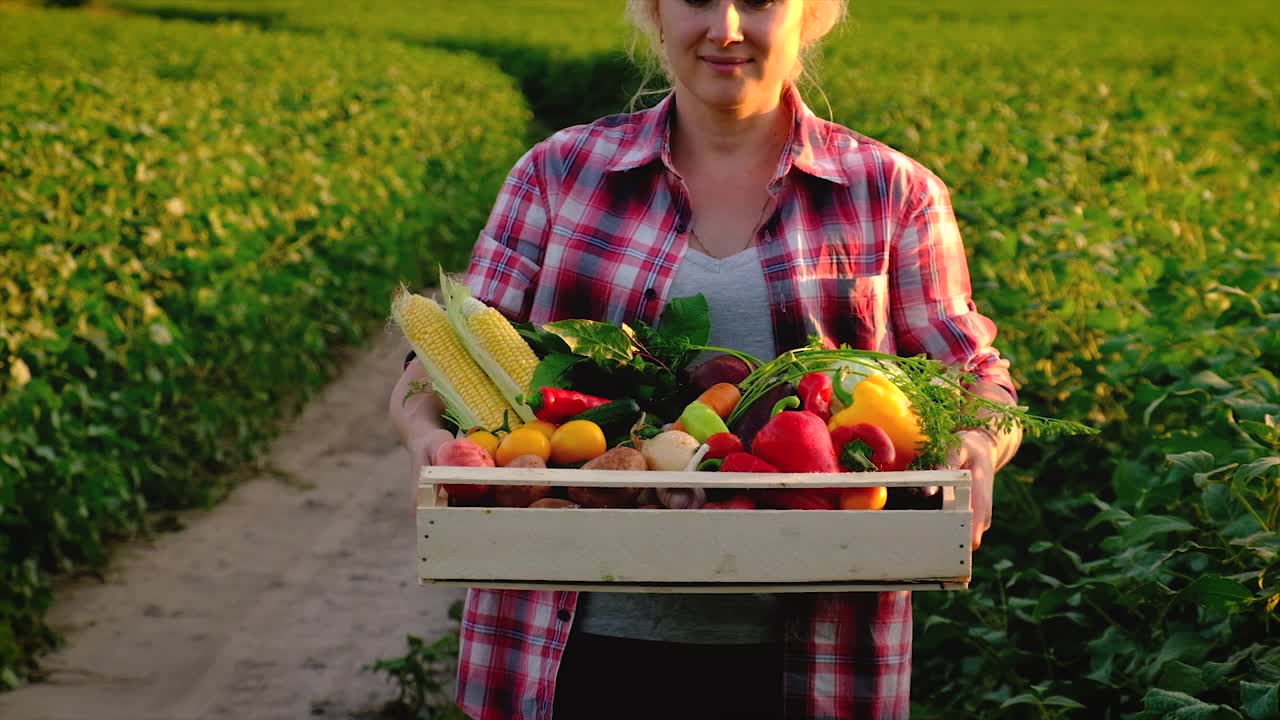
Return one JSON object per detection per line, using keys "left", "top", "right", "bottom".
{"left": 0, "top": 329, "right": 464, "bottom": 720}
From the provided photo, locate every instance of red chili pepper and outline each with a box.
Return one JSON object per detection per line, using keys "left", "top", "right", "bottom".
{"left": 720, "top": 452, "right": 779, "bottom": 473}
{"left": 704, "top": 432, "right": 744, "bottom": 460}
{"left": 831, "top": 423, "right": 897, "bottom": 472}
{"left": 797, "top": 372, "right": 833, "bottom": 422}
{"left": 530, "top": 387, "right": 610, "bottom": 424}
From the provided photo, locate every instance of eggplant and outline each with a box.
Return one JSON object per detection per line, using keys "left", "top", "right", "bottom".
{"left": 731, "top": 383, "right": 796, "bottom": 452}
{"left": 885, "top": 485, "right": 943, "bottom": 510}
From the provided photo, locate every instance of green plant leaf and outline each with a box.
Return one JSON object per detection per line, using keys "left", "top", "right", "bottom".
{"left": 1043, "top": 695, "right": 1088, "bottom": 709}
{"left": 1185, "top": 576, "right": 1253, "bottom": 610}
{"left": 1235, "top": 457, "right": 1280, "bottom": 484}
{"left": 657, "top": 293, "right": 710, "bottom": 346}
{"left": 542, "top": 320, "right": 637, "bottom": 367}
{"left": 528, "top": 353, "right": 580, "bottom": 393}
{"left": 1123, "top": 514, "right": 1197, "bottom": 543}
{"left": 1242, "top": 682, "right": 1280, "bottom": 720}
{"left": 999, "top": 693, "right": 1041, "bottom": 708}
{"left": 1169, "top": 451, "right": 1219, "bottom": 475}
{"left": 1159, "top": 661, "right": 1210, "bottom": 696}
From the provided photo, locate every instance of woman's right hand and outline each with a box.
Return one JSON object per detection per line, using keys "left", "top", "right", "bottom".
{"left": 408, "top": 427, "right": 458, "bottom": 508}
{"left": 388, "top": 356, "right": 455, "bottom": 509}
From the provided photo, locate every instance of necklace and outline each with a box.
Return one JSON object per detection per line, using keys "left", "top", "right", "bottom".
{"left": 686, "top": 194, "right": 775, "bottom": 259}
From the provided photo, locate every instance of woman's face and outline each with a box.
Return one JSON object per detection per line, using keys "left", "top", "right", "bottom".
{"left": 657, "top": 0, "right": 806, "bottom": 112}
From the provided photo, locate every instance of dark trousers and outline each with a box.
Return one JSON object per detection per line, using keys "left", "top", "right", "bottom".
{"left": 552, "top": 627, "right": 784, "bottom": 719}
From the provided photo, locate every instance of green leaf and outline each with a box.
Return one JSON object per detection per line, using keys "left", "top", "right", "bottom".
{"left": 1242, "top": 682, "right": 1280, "bottom": 720}
{"left": 1144, "top": 689, "right": 1199, "bottom": 713}
{"left": 1000, "top": 693, "right": 1041, "bottom": 708}
{"left": 528, "top": 353, "right": 580, "bottom": 393}
{"left": 1234, "top": 457, "right": 1280, "bottom": 484}
{"left": 1239, "top": 421, "right": 1279, "bottom": 448}
{"left": 543, "top": 320, "right": 637, "bottom": 367}
{"left": 1184, "top": 576, "right": 1253, "bottom": 610}
{"left": 1230, "top": 532, "right": 1280, "bottom": 561}
{"left": 1123, "top": 514, "right": 1196, "bottom": 543}
{"left": 1042, "top": 696, "right": 1087, "bottom": 709}
{"left": 657, "top": 293, "right": 710, "bottom": 346}
{"left": 1144, "top": 690, "right": 1244, "bottom": 720}
{"left": 1155, "top": 633, "right": 1212, "bottom": 673}
{"left": 1169, "top": 451, "right": 1219, "bottom": 475}
{"left": 1158, "top": 661, "right": 1209, "bottom": 696}
{"left": 515, "top": 322, "right": 571, "bottom": 356}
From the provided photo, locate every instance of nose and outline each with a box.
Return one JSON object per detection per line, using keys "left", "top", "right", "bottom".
{"left": 706, "top": 0, "right": 744, "bottom": 45}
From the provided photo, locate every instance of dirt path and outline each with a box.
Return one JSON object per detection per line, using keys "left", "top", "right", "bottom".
{"left": 0, "top": 329, "right": 463, "bottom": 720}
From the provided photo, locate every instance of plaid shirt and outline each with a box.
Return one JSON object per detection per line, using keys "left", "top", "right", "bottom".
{"left": 457, "top": 84, "right": 1014, "bottom": 719}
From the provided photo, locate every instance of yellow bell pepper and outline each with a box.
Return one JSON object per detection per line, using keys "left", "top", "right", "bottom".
{"left": 827, "top": 373, "right": 926, "bottom": 470}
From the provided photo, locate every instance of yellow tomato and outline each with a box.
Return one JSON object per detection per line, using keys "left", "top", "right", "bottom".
{"left": 496, "top": 427, "right": 552, "bottom": 467}
{"left": 524, "top": 419, "right": 558, "bottom": 441}
{"left": 466, "top": 430, "right": 500, "bottom": 461}
{"left": 549, "top": 420, "right": 607, "bottom": 466}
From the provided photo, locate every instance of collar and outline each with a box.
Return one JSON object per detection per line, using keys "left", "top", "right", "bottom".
{"left": 604, "top": 83, "right": 853, "bottom": 187}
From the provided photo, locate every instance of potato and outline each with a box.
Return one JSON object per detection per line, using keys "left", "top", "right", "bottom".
{"left": 433, "top": 438, "right": 495, "bottom": 468}
{"left": 571, "top": 447, "right": 646, "bottom": 508}
{"left": 494, "top": 454, "right": 552, "bottom": 507}
{"left": 567, "top": 486, "right": 643, "bottom": 508}
{"left": 582, "top": 446, "right": 647, "bottom": 471}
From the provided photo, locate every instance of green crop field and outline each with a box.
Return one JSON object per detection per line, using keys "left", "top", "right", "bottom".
{"left": 2, "top": 0, "right": 1278, "bottom": 716}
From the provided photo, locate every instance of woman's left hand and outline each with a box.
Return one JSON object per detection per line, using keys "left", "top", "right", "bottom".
{"left": 944, "top": 429, "right": 999, "bottom": 551}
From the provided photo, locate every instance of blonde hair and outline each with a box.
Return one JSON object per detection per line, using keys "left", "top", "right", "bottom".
{"left": 623, "top": 0, "right": 848, "bottom": 113}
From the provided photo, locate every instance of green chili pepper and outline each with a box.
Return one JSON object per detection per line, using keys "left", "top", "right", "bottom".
{"left": 679, "top": 401, "right": 730, "bottom": 443}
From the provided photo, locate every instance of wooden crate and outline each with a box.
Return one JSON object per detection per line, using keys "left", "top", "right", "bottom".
{"left": 417, "top": 466, "right": 972, "bottom": 593}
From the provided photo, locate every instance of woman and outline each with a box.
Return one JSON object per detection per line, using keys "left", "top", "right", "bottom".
{"left": 390, "top": 1, "right": 1022, "bottom": 717}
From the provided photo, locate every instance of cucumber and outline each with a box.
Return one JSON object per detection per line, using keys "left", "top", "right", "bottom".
{"left": 568, "top": 398, "right": 643, "bottom": 446}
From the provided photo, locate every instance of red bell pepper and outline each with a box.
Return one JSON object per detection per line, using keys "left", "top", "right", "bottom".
{"left": 748, "top": 409, "right": 841, "bottom": 509}
{"left": 529, "top": 387, "right": 610, "bottom": 424}
{"left": 755, "top": 489, "right": 835, "bottom": 510}
{"left": 720, "top": 452, "right": 779, "bottom": 473}
{"left": 797, "top": 372, "right": 833, "bottom": 422}
{"left": 749, "top": 410, "right": 839, "bottom": 474}
{"left": 831, "top": 423, "right": 896, "bottom": 472}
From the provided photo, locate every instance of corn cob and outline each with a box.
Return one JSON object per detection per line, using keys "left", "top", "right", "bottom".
{"left": 440, "top": 271, "right": 538, "bottom": 422}
{"left": 390, "top": 287, "right": 519, "bottom": 432}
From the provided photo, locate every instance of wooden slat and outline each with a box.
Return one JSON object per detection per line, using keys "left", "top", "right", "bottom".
{"left": 418, "top": 506, "right": 971, "bottom": 584}
{"left": 420, "top": 466, "right": 968, "bottom": 490}
{"left": 421, "top": 579, "right": 970, "bottom": 593}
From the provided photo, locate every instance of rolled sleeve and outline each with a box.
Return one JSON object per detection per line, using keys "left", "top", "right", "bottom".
{"left": 889, "top": 174, "right": 1017, "bottom": 400}
{"left": 463, "top": 147, "right": 548, "bottom": 324}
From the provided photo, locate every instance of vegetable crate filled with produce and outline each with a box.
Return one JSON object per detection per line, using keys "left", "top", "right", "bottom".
{"left": 395, "top": 270, "right": 1090, "bottom": 593}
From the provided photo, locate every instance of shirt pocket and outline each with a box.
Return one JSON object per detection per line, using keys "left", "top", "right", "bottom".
{"left": 850, "top": 274, "right": 893, "bottom": 354}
